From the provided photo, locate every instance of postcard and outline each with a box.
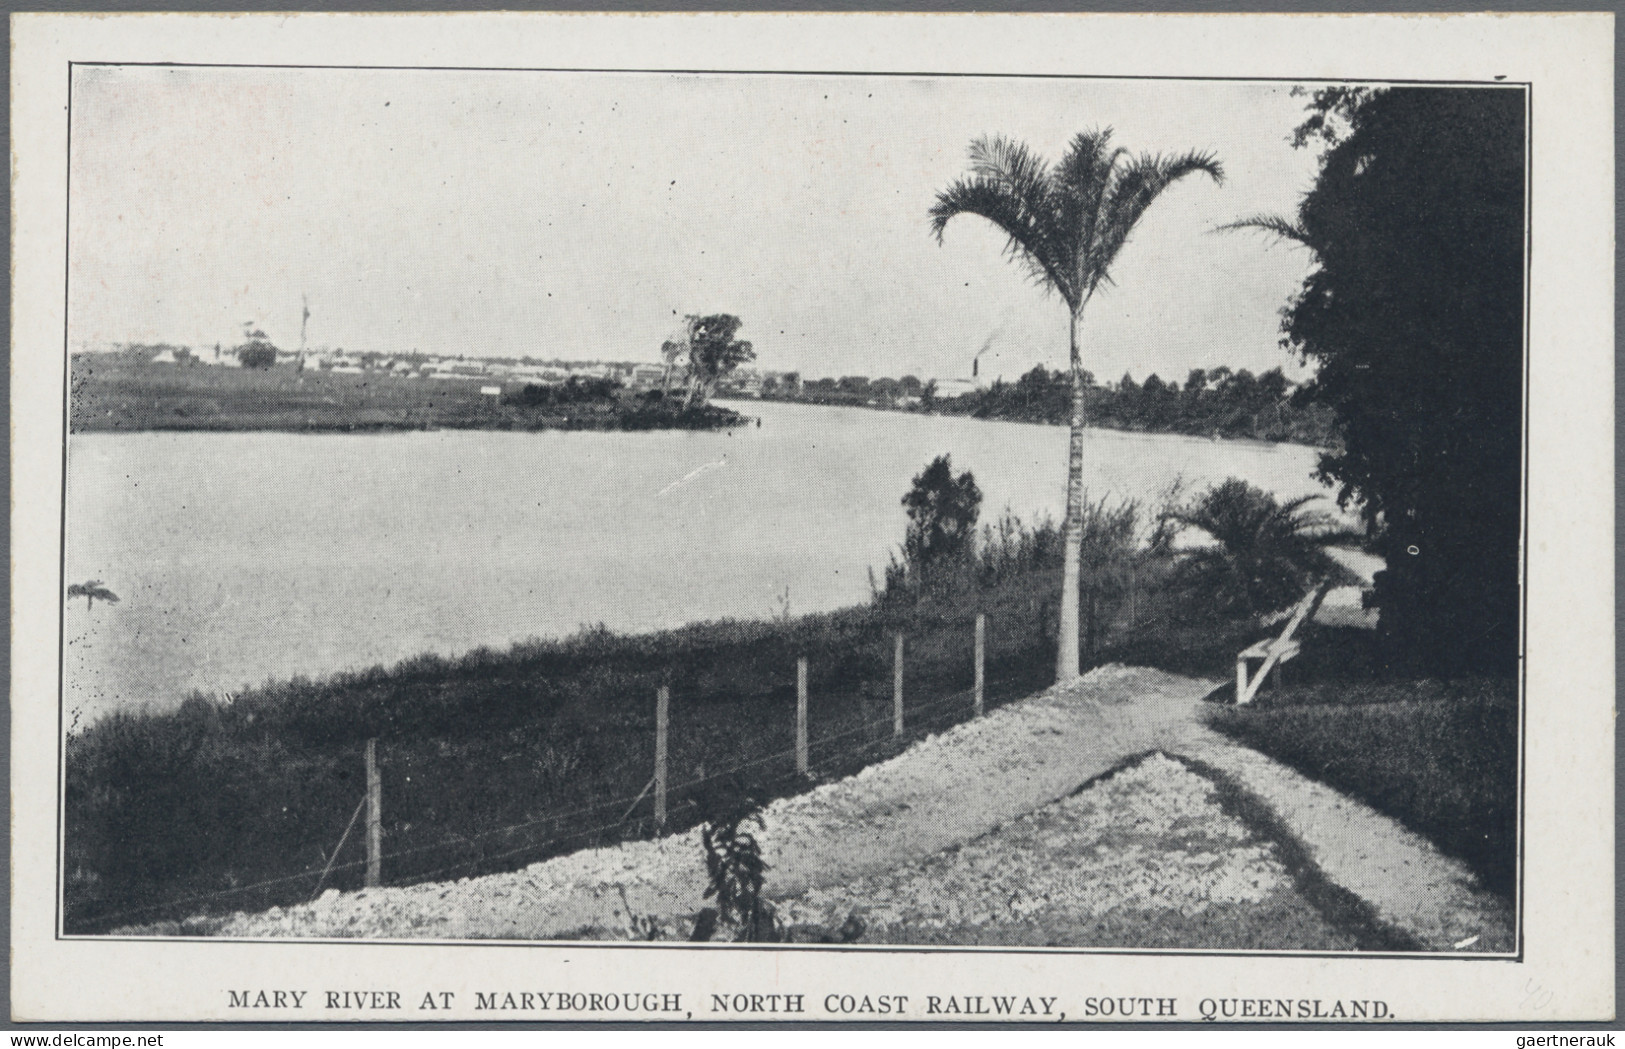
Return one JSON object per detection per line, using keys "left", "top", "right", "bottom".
{"left": 10, "top": 10, "right": 1614, "bottom": 1023}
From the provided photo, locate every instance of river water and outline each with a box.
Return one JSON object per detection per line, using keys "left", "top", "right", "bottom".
{"left": 63, "top": 400, "right": 1336, "bottom": 725}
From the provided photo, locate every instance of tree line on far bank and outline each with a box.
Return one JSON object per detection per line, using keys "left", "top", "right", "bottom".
{"left": 757, "top": 364, "right": 1337, "bottom": 446}
{"left": 936, "top": 365, "right": 1338, "bottom": 445}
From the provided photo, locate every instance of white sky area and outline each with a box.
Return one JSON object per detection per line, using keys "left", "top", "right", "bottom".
{"left": 69, "top": 66, "right": 1323, "bottom": 385}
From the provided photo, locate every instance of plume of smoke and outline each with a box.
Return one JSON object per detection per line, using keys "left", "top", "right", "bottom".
{"left": 972, "top": 330, "right": 999, "bottom": 378}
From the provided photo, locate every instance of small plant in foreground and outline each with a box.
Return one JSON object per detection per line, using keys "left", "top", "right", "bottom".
{"left": 693, "top": 791, "right": 778, "bottom": 942}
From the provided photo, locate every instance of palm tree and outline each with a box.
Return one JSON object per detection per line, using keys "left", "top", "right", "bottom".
{"left": 930, "top": 130, "right": 1223, "bottom": 683}
{"left": 67, "top": 580, "right": 119, "bottom": 611}
{"left": 1160, "top": 479, "right": 1357, "bottom": 617}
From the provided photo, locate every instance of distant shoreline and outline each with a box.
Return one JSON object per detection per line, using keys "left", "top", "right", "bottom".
{"left": 71, "top": 411, "right": 749, "bottom": 436}
{"left": 70, "top": 355, "right": 746, "bottom": 435}
{"left": 717, "top": 394, "right": 1333, "bottom": 454}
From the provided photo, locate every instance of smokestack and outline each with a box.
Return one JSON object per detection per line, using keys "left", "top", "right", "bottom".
{"left": 972, "top": 332, "right": 997, "bottom": 382}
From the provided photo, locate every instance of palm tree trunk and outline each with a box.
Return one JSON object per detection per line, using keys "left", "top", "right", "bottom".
{"left": 1056, "top": 306, "right": 1087, "bottom": 685}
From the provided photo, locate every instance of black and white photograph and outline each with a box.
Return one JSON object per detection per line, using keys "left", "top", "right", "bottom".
{"left": 9, "top": 11, "right": 1613, "bottom": 1024}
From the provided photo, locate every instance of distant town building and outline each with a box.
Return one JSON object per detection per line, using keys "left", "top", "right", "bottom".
{"left": 629, "top": 365, "right": 666, "bottom": 388}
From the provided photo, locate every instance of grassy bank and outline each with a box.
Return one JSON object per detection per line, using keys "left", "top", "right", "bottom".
{"left": 66, "top": 585, "right": 1058, "bottom": 933}
{"left": 73, "top": 474, "right": 1494, "bottom": 935}
{"left": 71, "top": 356, "right": 744, "bottom": 433}
{"left": 69, "top": 493, "right": 1252, "bottom": 934}
{"left": 1205, "top": 632, "right": 1517, "bottom": 900}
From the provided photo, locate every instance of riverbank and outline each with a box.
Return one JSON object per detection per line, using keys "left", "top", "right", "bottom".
{"left": 61, "top": 403, "right": 1363, "bottom": 934}
{"left": 65, "top": 404, "right": 1341, "bottom": 728}
{"left": 64, "top": 582, "right": 1061, "bottom": 934}
{"left": 64, "top": 510, "right": 1275, "bottom": 935}
{"left": 69, "top": 542, "right": 1516, "bottom": 944}
{"left": 141, "top": 665, "right": 1512, "bottom": 952}
{"left": 70, "top": 356, "right": 745, "bottom": 433}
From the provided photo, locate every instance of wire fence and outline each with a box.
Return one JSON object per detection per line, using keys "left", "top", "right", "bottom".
{"left": 70, "top": 613, "right": 1062, "bottom": 933}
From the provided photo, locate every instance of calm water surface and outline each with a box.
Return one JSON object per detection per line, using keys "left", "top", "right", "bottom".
{"left": 64, "top": 400, "right": 1336, "bottom": 725}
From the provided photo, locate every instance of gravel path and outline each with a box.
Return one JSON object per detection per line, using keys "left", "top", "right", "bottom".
{"left": 202, "top": 664, "right": 1511, "bottom": 951}
{"left": 771, "top": 753, "right": 1365, "bottom": 949}
{"left": 1178, "top": 733, "right": 1514, "bottom": 952}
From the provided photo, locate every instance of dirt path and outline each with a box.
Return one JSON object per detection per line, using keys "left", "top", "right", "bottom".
{"left": 206, "top": 665, "right": 1511, "bottom": 950}
{"left": 772, "top": 752, "right": 1375, "bottom": 950}
{"left": 1177, "top": 733, "right": 1514, "bottom": 952}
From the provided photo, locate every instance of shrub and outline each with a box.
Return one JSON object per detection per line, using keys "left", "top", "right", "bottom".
{"left": 884, "top": 456, "right": 982, "bottom": 596}
{"left": 236, "top": 339, "right": 278, "bottom": 369}
{"left": 63, "top": 591, "right": 1064, "bottom": 933}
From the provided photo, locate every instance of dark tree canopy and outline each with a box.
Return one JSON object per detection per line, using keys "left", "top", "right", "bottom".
{"left": 683, "top": 313, "right": 755, "bottom": 407}
{"left": 67, "top": 579, "right": 120, "bottom": 611}
{"left": 1244, "top": 87, "right": 1526, "bottom": 676}
{"left": 236, "top": 337, "right": 278, "bottom": 369}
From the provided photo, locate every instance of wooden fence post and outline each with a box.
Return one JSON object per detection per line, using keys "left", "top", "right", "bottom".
{"left": 974, "top": 614, "right": 985, "bottom": 717}
{"left": 654, "top": 685, "right": 669, "bottom": 832}
{"left": 364, "top": 738, "right": 381, "bottom": 888}
{"left": 893, "top": 633, "right": 904, "bottom": 738}
{"left": 796, "top": 657, "right": 809, "bottom": 776}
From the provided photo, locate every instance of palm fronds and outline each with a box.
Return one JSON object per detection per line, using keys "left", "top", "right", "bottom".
{"left": 1054, "top": 130, "right": 1125, "bottom": 285}
{"left": 1160, "top": 479, "right": 1358, "bottom": 616}
{"left": 1087, "top": 149, "right": 1225, "bottom": 295}
{"left": 1214, "top": 212, "right": 1310, "bottom": 245}
{"left": 930, "top": 126, "right": 1225, "bottom": 682}
{"left": 930, "top": 135, "right": 1076, "bottom": 303}
{"left": 931, "top": 131, "right": 1223, "bottom": 307}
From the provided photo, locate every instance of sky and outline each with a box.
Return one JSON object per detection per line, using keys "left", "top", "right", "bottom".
{"left": 68, "top": 66, "right": 1324, "bottom": 385}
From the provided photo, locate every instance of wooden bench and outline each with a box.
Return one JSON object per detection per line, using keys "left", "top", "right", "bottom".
{"left": 1234, "top": 582, "right": 1327, "bottom": 705}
